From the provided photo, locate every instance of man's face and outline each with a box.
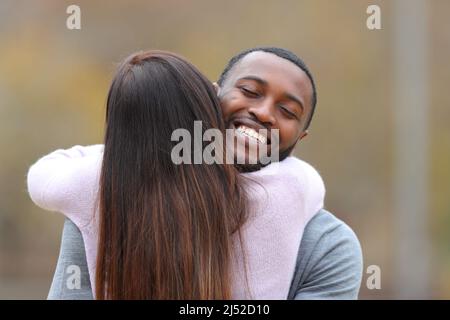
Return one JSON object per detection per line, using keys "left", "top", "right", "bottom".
{"left": 217, "top": 51, "right": 314, "bottom": 170}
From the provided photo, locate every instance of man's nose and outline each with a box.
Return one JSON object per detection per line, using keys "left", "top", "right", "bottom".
{"left": 248, "top": 100, "right": 276, "bottom": 127}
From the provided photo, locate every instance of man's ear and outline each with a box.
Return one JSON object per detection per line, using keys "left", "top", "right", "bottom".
{"left": 212, "top": 82, "right": 221, "bottom": 95}
{"left": 298, "top": 130, "right": 309, "bottom": 141}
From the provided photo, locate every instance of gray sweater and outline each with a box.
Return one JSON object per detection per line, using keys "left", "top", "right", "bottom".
{"left": 47, "top": 209, "right": 363, "bottom": 299}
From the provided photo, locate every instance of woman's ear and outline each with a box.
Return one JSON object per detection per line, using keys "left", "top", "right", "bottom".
{"left": 212, "top": 82, "right": 221, "bottom": 95}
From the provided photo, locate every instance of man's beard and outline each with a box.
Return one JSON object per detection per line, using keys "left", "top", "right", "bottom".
{"left": 235, "top": 143, "right": 295, "bottom": 173}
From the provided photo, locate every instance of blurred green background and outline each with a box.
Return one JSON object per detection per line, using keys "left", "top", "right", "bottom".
{"left": 1, "top": 0, "right": 449, "bottom": 299}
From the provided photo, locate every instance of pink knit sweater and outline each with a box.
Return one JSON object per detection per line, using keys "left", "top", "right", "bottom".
{"left": 27, "top": 144, "right": 325, "bottom": 299}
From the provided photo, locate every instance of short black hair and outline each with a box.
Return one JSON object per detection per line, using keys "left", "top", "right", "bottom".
{"left": 218, "top": 47, "right": 317, "bottom": 129}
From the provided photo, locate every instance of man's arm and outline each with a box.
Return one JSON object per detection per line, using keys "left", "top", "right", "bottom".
{"left": 48, "top": 218, "right": 93, "bottom": 299}
{"left": 288, "top": 209, "right": 363, "bottom": 299}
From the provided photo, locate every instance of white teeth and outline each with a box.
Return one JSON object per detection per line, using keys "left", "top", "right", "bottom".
{"left": 235, "top": 125, "right": 267, "bottom": 144}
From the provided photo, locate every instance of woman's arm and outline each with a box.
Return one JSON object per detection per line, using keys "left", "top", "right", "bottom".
{"left": 27, "top": 144, "right": 104, "bottom": 225}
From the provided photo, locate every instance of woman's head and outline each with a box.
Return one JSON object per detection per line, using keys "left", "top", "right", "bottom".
{"left": 104, "top": 50, "right": 225, "bottom": 165}
{"left": 96, "top": 50, "right": 248, "bottom": 299}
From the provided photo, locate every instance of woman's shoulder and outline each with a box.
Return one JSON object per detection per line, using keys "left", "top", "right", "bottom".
{"left": 282, "top": 157, "right": 325, "bottom": 187}
{"left": 242, "top": 156, "right": 326, "bottom": 223}
{"left": 250, "top": 157, "right": 324, "bottom": 186}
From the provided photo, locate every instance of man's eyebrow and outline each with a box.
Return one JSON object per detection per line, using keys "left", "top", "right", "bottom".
{"left": 236, "top": 75, "right": 268, "bottom": 86}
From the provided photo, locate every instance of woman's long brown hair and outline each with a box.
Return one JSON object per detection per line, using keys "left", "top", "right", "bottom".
{"left": 95, "top": 51, "right": 248, "bottom": 299}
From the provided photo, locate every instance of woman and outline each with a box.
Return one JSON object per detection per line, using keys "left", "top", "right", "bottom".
{"left": 29, "top": 51, "right": 248, "bottom": 299}
{"left": 28, "top": 50, "right": 326, "bottom": 299}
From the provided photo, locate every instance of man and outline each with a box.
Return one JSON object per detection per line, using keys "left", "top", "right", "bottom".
{"left": 48, "top": 47, "right": 363, "bottom": 299}
{"left": 217, "top": 47, "right": 316, "bottom": 172}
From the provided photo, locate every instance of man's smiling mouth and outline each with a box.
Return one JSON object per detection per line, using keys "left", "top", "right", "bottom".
{"left": 229, "top": 118, "right": 272, "bottom": 146}
{"left": 235, "top": 125, "right": 267, "bottom": 144}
